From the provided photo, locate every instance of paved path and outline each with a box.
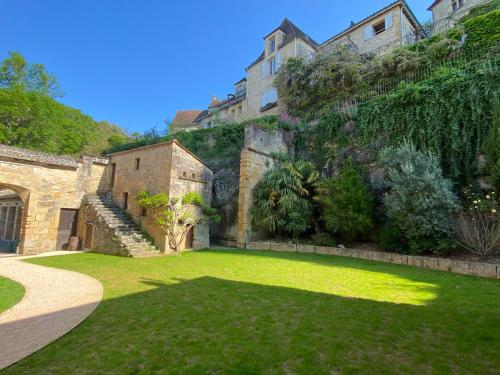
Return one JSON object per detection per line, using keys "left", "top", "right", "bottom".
{"left": 0, "top": 252, "right": 103, "bottom": 370}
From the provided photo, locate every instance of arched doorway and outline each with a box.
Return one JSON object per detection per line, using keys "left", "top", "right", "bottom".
{"left": 0, "top": 187, "right": 25, "bottom": 254}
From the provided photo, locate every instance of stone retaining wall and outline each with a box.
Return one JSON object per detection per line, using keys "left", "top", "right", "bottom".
{"left": 244, "top": 241, "right": 500, "bottom": 279}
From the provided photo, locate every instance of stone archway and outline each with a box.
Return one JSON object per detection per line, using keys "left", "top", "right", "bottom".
{"left": 0, "top": 184, "right": 29, "bottom": 254}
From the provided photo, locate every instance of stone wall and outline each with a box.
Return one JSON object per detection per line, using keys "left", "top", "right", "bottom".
{"left": 244, "top": 241, "right": 500, "bottom": 279}
{"left": 431, "top": 0, "right": 490, "bottom": 33}
{"left": 236, "top": 125, "right": 291, "bottom": 247}
{"left": 108, "top": 140, "right": 213, "bottom": 251}
{"left": 77, "top": 198, "right": 130, "bottom": 256}
{"left": 0, "top": 145, "right": 109, "bottom": 254}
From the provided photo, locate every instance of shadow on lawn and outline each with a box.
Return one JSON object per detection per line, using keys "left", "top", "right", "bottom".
{"left": 3, "top": 271, "right": 500, "bottom": 374}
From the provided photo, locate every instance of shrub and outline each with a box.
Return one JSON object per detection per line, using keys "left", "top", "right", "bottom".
{"left": 380, "top": 142, "right": 459, "bottom": 254}
{"left": 318, "top": 162, "right": 374, "bottom": 242}
{"left": 454, "top": 189, "right": 499, "bottom": 256}
{"left": 378, "top": 221, "right": 409, "bottom": 253}
{"left": 311, "top": 232, "right": 337, "bottom": 247}
{"left": 485, "top": 99, "right": 500, "bottom": 192}
{"left": 463, "top": 10, "right": 500, "bottom": 51}
{"left": 250, "top": 160, "right": 319, "bottom": 238}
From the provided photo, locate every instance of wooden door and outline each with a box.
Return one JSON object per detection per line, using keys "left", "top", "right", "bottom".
{"left": 56, "top": 209, "right": 79, "bottom": 250}
{"left": 111, "top": 163, "right": 116, "bottom": 188}
{"left": 84, "top": 223, "right": 93, "bottom": 249}
{"left": 185, "top": 226, "right": 194, "bottom": 249}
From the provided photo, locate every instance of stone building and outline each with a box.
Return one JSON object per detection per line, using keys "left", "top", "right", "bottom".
{"left": 196, "top": 79, "right": 248, "bottom": 128}
{"left": 169, "top": 110, "right": 205, "bottom": 134}
{"left": 171, "top": 1, "right": 422, "bottom": 131}
{"left": 0, "top": 145, "right": 108, "bottom": 255}
{"left": 428, "top": 0, "right": 491, "bottom": 33}
{"left": 320, "top": 0, "right": 422, "bottom": 56}
{"left": 245, "top": 18, "right": 318, "bottom": 119}
{"left": 0, "top": 141, "right": 213, "bottom": 256}
{"left": 106, "top": 140, "right": 213, "bottom": 252}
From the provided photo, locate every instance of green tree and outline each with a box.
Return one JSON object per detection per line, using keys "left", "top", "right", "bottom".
{"left": 137, "top": 191, "right": 220, "bottom": 252}
{"left": 0, "top": 52, "right": 62, "bottom": 98}
{"left": 380, "top": 142, "right": 459, "bottom": 254}
{"left": 318, "top": 162, "right": 374, "bottom": 242}
{"left": 250, "top": 160, "right": 319, "bottom": 238}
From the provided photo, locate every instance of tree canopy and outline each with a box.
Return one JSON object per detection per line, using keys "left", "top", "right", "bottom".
{"left": 0, "top": 52, "right": 129, "bottom": 155}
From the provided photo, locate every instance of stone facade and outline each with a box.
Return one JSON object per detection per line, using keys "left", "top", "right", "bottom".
{"left": 108, "top": 140, "right": 213, "bottom": 251}
{"left": 236, "top": 125, "right": 291, "bottom": 247}
{"left": 320, "top": 1, "right": 421, "bottom": 56}
{"left": 0, "top": 145, "right": 108, "bottom": 254}
{"left": 429, "top": 0, "right": 490, "bottom": 33}
{"left": 181, "top": 1, "right": 422, "bottom": 129}
{"left": 246, "top": 26, "right": 317, "bottom": 119}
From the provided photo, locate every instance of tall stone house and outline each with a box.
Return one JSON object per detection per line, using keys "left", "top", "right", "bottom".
{"left": 428, "top": 0, "right": 491, "bottom": 33}
{"left": 172, "top": 0, "right": 423, "bottom": 130}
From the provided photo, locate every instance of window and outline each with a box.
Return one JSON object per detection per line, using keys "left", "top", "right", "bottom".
{"left": 135, "top": 158, "right": 140, "bottom": 170}
{"left": 141, "top": 207, "right": 147, "bottom": 217}
{"left": 373, "top": 20, "right": 386, "bottom": 35}
{"left": 110, "top": 163, "right": 116, "bottom": 188}
{"left": 192, "top": 173, "right": 196, "bottom": 179}
{"left": 452, "top": 0, "right": 464, "bottom": 11}
{"left": 268, "top": 57, "right": 276, "bottom": 76}
{"left": 238, "top": 106, "right": 242, "bottom": 115}
{"left": 261, "top": 87, "right": 278, "bottom": 108}
{"left": 364, "top": 13, "right": 393, "bottom": 40}
{"left": 183, "top": 171, "right": 187, "bottom": 177}
{"left": 231, "top": 109, "right": 235, "bottom": 118}
{"left": 261, "top": 61, "right": 267, "bottom": 79}
{"left": 123, "top": 192, "right": 128, "bottom": 211}
{"left": 269, "top": 37, "right": 276, "bottom": 53}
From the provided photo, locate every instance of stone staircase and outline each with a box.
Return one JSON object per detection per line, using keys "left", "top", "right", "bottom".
{"left": 84, "top": 194, "right": 162, "bottom": 257}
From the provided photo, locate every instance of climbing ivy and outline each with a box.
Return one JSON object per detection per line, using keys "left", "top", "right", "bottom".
{"left": 356, "top": 66, "right": 499, "bottom": 183}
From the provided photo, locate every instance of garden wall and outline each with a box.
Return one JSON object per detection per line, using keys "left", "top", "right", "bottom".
{"left": 244, "top": 241, "right": 500, "bottom": 279}
{"left": 236, "top": 125, "right": 292, "bottom": 247}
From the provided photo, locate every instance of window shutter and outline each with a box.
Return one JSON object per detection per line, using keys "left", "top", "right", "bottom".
{"left": 270, "top": 88, "right": 278, "bottom": 103}
{"left": 385, "top": 13, "right": 393, "bottom": 28}
{"left": 276, "top": 52, "right": 281, "bottom": 70}
{"left": 261, "top": 61, "right": 267, "bottom": 79}
{"left": 363, "top": 26, "right": 373, "bottom": 41}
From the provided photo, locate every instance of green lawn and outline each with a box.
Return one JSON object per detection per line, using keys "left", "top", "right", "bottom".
{"left": 0, "top": 276, "right": 24, "bottom": 314}
{"left": 5, "top": 249, "right": 500, "bottom": 374}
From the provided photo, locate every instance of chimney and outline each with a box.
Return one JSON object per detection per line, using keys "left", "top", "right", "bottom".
{"left": 210, "top": 95, "right": 219, "bottom": 106}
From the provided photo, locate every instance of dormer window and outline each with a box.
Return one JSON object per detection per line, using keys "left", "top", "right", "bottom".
{"left": 269, "top": 37, "right": 276, "bottom": 53}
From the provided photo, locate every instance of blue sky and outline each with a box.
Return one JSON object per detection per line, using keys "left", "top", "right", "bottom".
{"left": 1, "top": 0, "right": 431, "bottom": 134}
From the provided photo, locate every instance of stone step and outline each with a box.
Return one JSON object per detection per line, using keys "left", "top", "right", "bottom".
{"left": 85, "top": 193, "right": 160, "bottom": 258}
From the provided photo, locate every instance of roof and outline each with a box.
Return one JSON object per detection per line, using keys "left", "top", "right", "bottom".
{"left": 0, "top": 144, "right": 80, "bottom": 168}
{"left": 107, "top": 139, "right": 212, "bottom": 170}
{"left": 265, "top": 18, "right": 319, "bottom": 48}
{"left": 234, "top": 77, "right": 247, "bottom": 85}
{"left": 247, "top": 18, "right": 319, "bottom": 70}
{"left": 428, "top": 0, "right": 443, "bottom": 10}
{"left": 193, "top": 110, "right": 210, "bottom": 123}
{"left": 171, "top": 110, "right": 204, "bottom": 125}
{"left": 321, "top": 0, "right": 422, "bottom": 46}
{"left": 209, "top": 94, "right": 245, "bottom": 110}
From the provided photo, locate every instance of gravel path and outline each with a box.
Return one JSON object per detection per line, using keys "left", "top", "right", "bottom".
{"left": 0, "top": 252, "right": 103, "bottom": 370}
